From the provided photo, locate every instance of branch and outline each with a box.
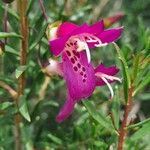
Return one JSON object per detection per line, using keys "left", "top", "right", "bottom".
{"left": 14, "top": 1, "right": 29, "bottom": 150}
{"left": 18, "top": 0, "right": 28, "bottom": 96}
{"left": 0, "top": 80, "right": 17, "bottom": 99}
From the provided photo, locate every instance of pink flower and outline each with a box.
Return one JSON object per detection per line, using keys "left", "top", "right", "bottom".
{"left": 48, "top": 20, "right": 123, "bottom": 122}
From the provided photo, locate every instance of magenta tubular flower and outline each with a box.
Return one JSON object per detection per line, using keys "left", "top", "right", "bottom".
{"left": 48, "top": 20, "right": 123, "bottom": 122}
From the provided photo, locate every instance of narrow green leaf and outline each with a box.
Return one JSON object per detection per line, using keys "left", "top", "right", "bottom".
{"left": 47, "top": 133, "right": 62, "bottom": 145}
{"left": 130, "top": 119, "right": 150, "bottom": 141}
{"left": 94, "top": 141, "right": 107, "bottom": 148}
{"left": 113, "top": 43, "right": 131, "bottom": 101}
{"left": 15, "top": 66, "right": 27, "bottom": 79}
{"left": 0, "top": 102, "right": 13, "bottom": 110}
{"left": 5, "top": 45, "right": 19, "bottom": 56}
{"left": 132, "top": 53, "right": 140, "bottom": 80}
{"left": 112, "top": 86, "right": 120, "bottom": 129}
{"left": 83, "top": 101, "right": 112, "bottom": 129}
{"left": 29, "top": 23, "right": 48, "bottom": 51}
{"left": 0, "top": 32, "right": 22, "bottom": 39}
{"left": 19, "top": 96, "right": 31, "bottom": 122}
{"left": 128, "top": 118, "right": 150, "bottom": 129}
{"left": 26, "top": 0, "right": 35, "bottom": 16}
{"left": 8, "top": 17, "right": 19, "bottom": 33}
{"left": 138, "top": 93, "right": 150, "bottom": 101}
{"left": 0, "top": 5, "right": 19, "bottom": 20}
{"left": 133, "top": 72, "right": 150, "bottom": 96}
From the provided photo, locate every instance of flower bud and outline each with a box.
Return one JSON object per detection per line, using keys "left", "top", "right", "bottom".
{"left": 46, "top": 21, "right": 62, "bottom": 41}
{"left": 104, "top": 12, "right": 124, "bottom": 28}
{"left": 42, "top": 58, "right": 63, "bottom": 76}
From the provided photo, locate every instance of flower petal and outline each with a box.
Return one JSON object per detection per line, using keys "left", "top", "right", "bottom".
{"left": 63, "top": 51, "right": 96, "bottom": 101}
{"left": 95, "top": 64, "right": 119, "bottom": 74}
{"left": 50, "top": 24, "right": 89, "bottom": 56}
{"left": 57, "top": 22, "right": 78, "bottom": 37}
{"left": 56, "top": 51, "right": 96, "bottom": 122}
{"left": 97, "top": 27, "right": 123, "bottom": 43}
{"left": 50, "top": 36, "right": 67, "bottom": 56}
{"left": 95, "top": 64, "right": 119, "bottom": 86}
{"left": 89, "top": 20, "right": 104, "bottom": 35}
{"left": 56, "top": 95, "right": 75, "bottom": 123}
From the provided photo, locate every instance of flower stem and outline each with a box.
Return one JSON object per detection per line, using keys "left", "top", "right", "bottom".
{"left": 117, "top": 85, "right": 134, "bottom": 150}
{"left": 15, "top": 0, "right": 28, "bottom": 150}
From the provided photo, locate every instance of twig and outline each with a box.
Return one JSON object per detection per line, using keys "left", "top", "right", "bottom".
{"left": 117, "top": 85, "right": 134, "bottom": 150}
{"left": 0, "top": 81, "right": 18, "bottom": 99}
{"left": 38, "top": 0, "right": 48, "bottom": 22}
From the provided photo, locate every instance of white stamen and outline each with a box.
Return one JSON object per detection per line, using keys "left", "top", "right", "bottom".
{"left": 76, "top": 40, "right": 85, "bottom": 52}
{"left": 69, "top": 33, "right": 109, "bottom": 64}
{"left": 101, "top": 77, "right": 114, "bottom": 99}
{"left": 83, "top": 40, "right": 91, "bottom": 64}
{"left": 75, "top": 37, "right": 91, "bottom": 63}
{"left": 95, "top": 72, "right": 122, "bottom": 82}
{"left": 84, "top": 34, "right": 108, "bottom": 47}
{"left": 86, "top": 39, "right": 98, "bottom": 43}
{"left": 95, "top": 43, "right": 108, "bottom": 47}
{"left": 95, "top": 72, "right": 122, "bottom": 99}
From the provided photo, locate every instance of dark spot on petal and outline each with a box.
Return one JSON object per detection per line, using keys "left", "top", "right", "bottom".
{"left": 82, "top": 67, "right": 86, "bottom": 72}
{"left": 73, "top": 50, "right": 76, "bottom": 55}
{"left": 74, "top": 56, "right": 77, "bottom": 61}
{"left": 84, "top": 74, "right": 87, "bottom": 78}
{"left": 77, "top": 63, "right": 81, "bottom": 68}
{"left": 74, "top": 41, "right": 77, "bottom": 45}
{"left": 73, "top": 66, "right": 78, "bottom": 71}
{"left": 73, "top": 50, "right": 80, "bottom": 58}
{"left": 76, "top": 52, "right": 80, "bottom": 58}
{"left": 83, "top": 79, "right": 86, "bottom": 82}
{"left": 71, "top": 58, "right": 75, "bottom": 64}
{"left": 85, "top": 36, "right": 88, "bottom": 40}
{"left": 67, "top": 43, "right": 70, "bottom": 47}
{"left": 66, "top": 50, "right": 71, "bottom": 56}
{"left": 70, "top": 42, "right": 73, "bottom": 46}
{"left": 80, "top": 72, "right": 83, "bottom": 76}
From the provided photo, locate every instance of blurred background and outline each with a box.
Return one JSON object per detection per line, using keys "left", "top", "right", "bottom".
{"left": 0, "top": 0, "right": 150, "bottom": 149}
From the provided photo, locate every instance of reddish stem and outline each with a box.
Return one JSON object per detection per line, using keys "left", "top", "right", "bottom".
{"left": 117, "top": 86, "right": 133, "bottom": 150}
{"left": 15, "top": 0, "right": 28, "bottom": 150}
